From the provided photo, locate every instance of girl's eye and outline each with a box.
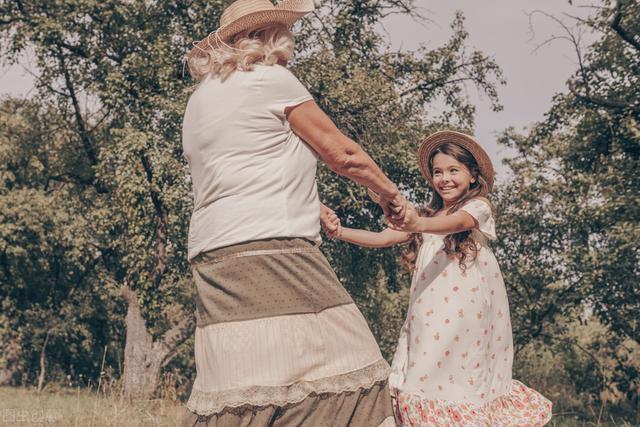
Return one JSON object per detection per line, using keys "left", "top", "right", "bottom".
{"left": 450, "top": 169, "right": 458, "bottom": 173}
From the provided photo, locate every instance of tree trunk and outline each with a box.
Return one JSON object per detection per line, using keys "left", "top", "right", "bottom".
{"left": 0, "top": 336, "right": 21, "bottom": 386}
{"left": 37, "top": 331, "right": 50, "bottom": 392}
{"left": 120, "top": 286, "right": 194, "bottom": 400}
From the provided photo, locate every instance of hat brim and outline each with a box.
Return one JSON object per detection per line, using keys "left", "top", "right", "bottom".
{"left": 417, "top": 130, "right": 495, "bottom": 189}
{"left": 188, "top": 2, "right": 313, "bottom": 60}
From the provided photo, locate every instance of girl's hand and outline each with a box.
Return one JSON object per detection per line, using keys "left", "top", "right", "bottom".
{"left": 388, "top": 202, "right": 421, "bottom": 232}
{"left": 320, "top": 203, "right": 341, "bottom": 239}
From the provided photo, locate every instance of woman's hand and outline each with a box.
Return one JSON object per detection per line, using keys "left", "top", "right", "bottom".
{"left": 368, "top": 188, "right": 407, "bottom": 224}
{"left": 320, "top": 203, "right": 341, "bottom": 239}
{"left": 387, "top": 201, "right": 422, "bottom": 232}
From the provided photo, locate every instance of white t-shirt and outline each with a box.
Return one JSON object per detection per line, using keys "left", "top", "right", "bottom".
{"left": 182, "top": 64, "right": 319, "bottom": 261}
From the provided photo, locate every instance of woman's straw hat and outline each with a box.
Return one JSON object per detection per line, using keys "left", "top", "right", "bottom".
{"left": 417, "top": 130, "right": 495, "bottom": 189}
{"left": 188, "top": 0, "right": 314, "bottom": 60}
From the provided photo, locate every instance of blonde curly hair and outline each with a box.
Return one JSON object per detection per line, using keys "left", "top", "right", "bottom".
{"left": 188, "top": 24, "right": 295, "bottom": 82}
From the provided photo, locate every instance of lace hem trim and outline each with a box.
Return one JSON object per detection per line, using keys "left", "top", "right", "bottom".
{"left": 186, "top": 358, "right": 390, "bottom": 416}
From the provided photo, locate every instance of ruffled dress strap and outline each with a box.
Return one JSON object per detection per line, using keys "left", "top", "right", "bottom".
{"left": 460, "top": 198, "right": 497, "bottom": 240}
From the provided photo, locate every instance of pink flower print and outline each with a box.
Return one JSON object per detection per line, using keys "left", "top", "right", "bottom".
{"left": 425, "top": 309, "right": 434, "bottom": 316}
{"left": 483, "top": 261, "right": 488, "bottom": 266}
{"left": 419, "top": 375, "right": 428, "bottom": 382}
{"left": 461, "top": 270, "right": 468, "bottom": 277}
{"left": 497, "top": 336, "right": 502, "bottom": 342}
{"left": 471, "top": 298, "right": 476, "bottom": 304}
{"left": 417, "top": 298, "right": 423, "bottom": 304}
{"left": 434, "top": 332, "right": 440, "bottom": 341}
{"left": 437, "top": 361, "right": 442, "bottom": 368}
{"left": 481, "top": 392, "right": 485, "bottom": 399}
{"left": 476, "top": 312, "right": 483, "bottom": 320}
{"left": 481, "top": 276, "right": 485, "bottom": 282}
{"left": 491, "top": 289, "right": 495, "bottom": 295}
{"left": 453, "top": 286, "right": 459, "bottom": 292}
{"left": 444, "top": 296, "right": 449, "bottom": 303}
{"left": 471, "top": 286, "right": 479, "bottom": 292}
{"left": 491, "top": 354, "right": 496, "bottom": 359}
{"left": 420, "top": 272, "right": 427, "bottom": 280}
{"left": 494, "top": 272, "right": 499, "bottom": 278}
{"left": 491, "top": 388, "right": 496, "bottom": 394}
{"left": 410, "top": 314, "right": 415, "bottom": 321}
{"left": 445, "top": 350, "right": 450, "bottom": 357}
{"left": 434, "top": 260, "right": 439, "bottom": 265}
{"left": 451, "top": 410, "right": 463, "bottom": 422}
{"left": 497, "top": 309, "right": 503, "bottom": 318}
{"left": 484, "top": 329, "right": 488, "bottom": 335}
{"left": 461, "top": 351, "right": 468, "bottom": 358}
{"left": 449, "top": 374, "right": 455, "bottom": 384}
{"left": 438, "top": 385, "right": 443, "bottom": 391}
{"left": 445, "top": 318, "right": 450, "bottom": 324}
{"left": 468, "top": 378, "right": 474, "bottom": 386}
{"left": 442, "top": 270, "right": 448, "bottom": 277}
{"left": 475, "top": 362, "right": 481, "bottom": 368}
{"left": 476, "top": 340, "right": 481, "bottom": 347}
{"left": 454, "top": 335, "right": 460, "bottom": 342}
{"left": 425, "top": 322, "right": 430, "bottom": 327}
{"left": 415, "top": 336, "right": 420, "bottom": 344}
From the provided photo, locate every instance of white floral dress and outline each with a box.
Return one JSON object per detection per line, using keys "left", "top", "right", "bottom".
{"left": 389, "top": 199, "right": 552, "bottom": 426}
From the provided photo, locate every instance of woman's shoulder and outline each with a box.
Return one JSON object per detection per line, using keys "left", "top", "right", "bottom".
{"left": 256, "top": 63, "right": 298, "bottom": 81}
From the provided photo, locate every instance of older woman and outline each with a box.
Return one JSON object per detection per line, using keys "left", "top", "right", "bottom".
{"left": 181, "top": 0, "right": 405, "bottom": 425}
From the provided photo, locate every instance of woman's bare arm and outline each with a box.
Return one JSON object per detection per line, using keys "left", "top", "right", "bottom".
{"left": 286, "top": 100, "right": 405, "bottom": 218}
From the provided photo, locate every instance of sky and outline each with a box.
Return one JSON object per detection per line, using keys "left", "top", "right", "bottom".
{"left": 0, "top": 0, "right": 602, "bottom": 182}
{"left": 379, "top": 0, "right": 602, "bottom": 181}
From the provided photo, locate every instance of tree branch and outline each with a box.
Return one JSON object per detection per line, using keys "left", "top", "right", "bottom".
{"left": 153, "top": 314, "right": 196, "bottom": 368}
{"left": 610, "top": 0, "right": 640, "bottom": 52}
{"left": 139, "top": 153, "right": 169, "bottom": 288}
{"left": 56, "top": 51, "right": 97, "bottom": 165}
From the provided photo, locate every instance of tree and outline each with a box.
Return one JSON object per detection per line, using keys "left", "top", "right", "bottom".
{"left": 494, "top": 0, "right": 639, "bottom": 413}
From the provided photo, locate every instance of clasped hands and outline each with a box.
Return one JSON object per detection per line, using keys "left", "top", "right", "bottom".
{"left": 320, "top": 190, "right": 421, "bottom": 238}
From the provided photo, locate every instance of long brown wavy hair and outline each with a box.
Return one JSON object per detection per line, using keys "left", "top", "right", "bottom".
{"left": 402, "top": 142, "right": 491, "bottom": 272}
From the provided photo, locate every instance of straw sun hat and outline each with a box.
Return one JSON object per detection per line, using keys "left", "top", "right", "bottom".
{"left": 417, "top": 130, "right": 495, "bottom": 190}
{"left": 188, "top": 0, "right": 314, "bottom": 60}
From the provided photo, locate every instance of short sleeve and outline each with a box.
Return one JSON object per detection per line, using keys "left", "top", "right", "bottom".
{"left": 260, "top": 65, "right": 314, "bottom": 120}
{"left": 460, "top": 199, "right": 496, "bottom": 240}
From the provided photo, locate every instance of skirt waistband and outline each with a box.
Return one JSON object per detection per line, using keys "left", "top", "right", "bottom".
{"left": 190, "top": 237, "right": 319, "bottom": 267}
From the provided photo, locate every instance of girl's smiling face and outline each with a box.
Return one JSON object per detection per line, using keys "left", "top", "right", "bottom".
{"left": 431, "top": 153, "right": 476, "bottom": 205}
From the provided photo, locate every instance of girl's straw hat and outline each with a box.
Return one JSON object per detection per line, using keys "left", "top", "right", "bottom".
{"left": 188, "top": 0, "right": 314, "bottom": 60}
{"left": 417, "top": 130, "right": 495, "bottom": 189}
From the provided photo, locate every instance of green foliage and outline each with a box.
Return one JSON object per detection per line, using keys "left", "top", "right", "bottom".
{"left": 494, "top": 0, "right": 639, "bottom": 420}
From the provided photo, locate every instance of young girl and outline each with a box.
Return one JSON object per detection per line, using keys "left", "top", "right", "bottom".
{"left": 323, "top": 130, "right": 552, "bottom": 426}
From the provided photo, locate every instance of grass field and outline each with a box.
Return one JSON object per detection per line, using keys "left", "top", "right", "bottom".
{"left": 0, "top": 386, "right": 634, "bottom": 426}
{"left": 0, "top": 387, "right": 185, "bottom": 426}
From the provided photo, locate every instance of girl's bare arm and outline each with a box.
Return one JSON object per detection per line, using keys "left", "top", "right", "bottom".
{"left": 338, "top": 227, "right": 412, "bottom": 248}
